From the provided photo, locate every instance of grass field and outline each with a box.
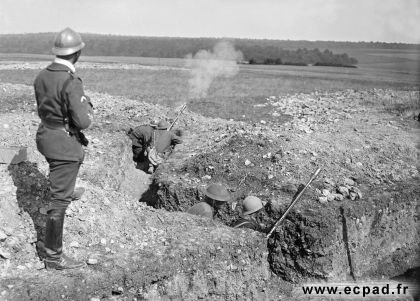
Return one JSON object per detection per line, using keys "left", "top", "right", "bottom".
{"left": 0, "top": 49, "right": 418, "bottom": 122}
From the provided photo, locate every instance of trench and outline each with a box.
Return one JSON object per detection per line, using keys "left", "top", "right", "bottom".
{"left": 139, "top": 173, "right": 420, "bottom": 285}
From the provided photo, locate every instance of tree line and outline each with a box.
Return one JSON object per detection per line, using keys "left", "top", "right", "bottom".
{"left": 0, "top": 33, "right": 418, "bottom": 66}
{"left": 248, "top": 48, "right": 358, "bottom": 67}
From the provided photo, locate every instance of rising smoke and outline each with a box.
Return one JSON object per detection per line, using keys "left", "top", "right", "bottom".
{"left": 185, "top": 41, "right": 243, "bottom": 99}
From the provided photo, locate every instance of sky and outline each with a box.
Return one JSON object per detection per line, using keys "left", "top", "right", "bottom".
{"left": 0, "top": 0, "right": 419, "bottom": 43}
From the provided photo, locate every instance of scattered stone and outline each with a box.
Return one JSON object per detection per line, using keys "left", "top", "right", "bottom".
{"left": 201, "top": 175, "right": 212, "bottom": 180}
{"left": 87, "top": 258, "right": 99, "bottom": 265}
{"left": 337, "top": 186, "right": 349, "bottom": 197}
{"left": 350, "top": 187, "right": 363, "bottom": 199}
{"left": 90, "top": 298, "right": 100, "bottom": 301}
{"left": 349, "top": 192, "right": 358, "bottom": 201}
{"left": 69, "top": 241, "right": 80, "bottom": 248}
{"left": 334, "top": 194, "right": 344, "bottom": 201}
{"left": 244, "top": 159, "right": 251, "bottom": 166}
{"left": 267, "top": 174, "right": 274, "bottom": 180}
{"left": 0, "top": 249, "right": 11, "bottom": 259}
{"left": 100, "top": 238, "right": 107, "bottom": 245}
{"left": 3, "top": 227, "right": 14, "bottom": 236}
{"left": 324, "top": 178, "right": 335, "bottom": 186}
{"left": 326, "top": 194, "right": 335, "bottom": 202}
{"left": 260, "top": 120, "right": 266, "bottom": 124}
{"left": 318, "top": 196, "right": 328, "bottom": 204}
{"left": 343, "top": 178, "right": 355, "bottom": 186}
{"left": 0, "top": 230, "right": 7, "bottom": 242}
{"left": 321, "top": 189, "right": 331, "bottom": 196}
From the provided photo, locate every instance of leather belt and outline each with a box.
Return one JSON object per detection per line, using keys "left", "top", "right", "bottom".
{"left": 41, "top": 120, "right": 67, "bottom": 132}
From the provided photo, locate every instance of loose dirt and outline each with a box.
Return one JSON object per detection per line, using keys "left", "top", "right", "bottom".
{"left": 0, "top": 81, "right": 419, "bottom": 300}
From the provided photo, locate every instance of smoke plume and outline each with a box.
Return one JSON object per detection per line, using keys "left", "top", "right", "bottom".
{"left": 185, "top": 41, "right": 243, "bottom": 98}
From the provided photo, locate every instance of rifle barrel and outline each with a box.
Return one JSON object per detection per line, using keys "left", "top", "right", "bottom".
{"left": 168, "top": 104, "right": 187, "bottom": 131}
{"left": 266, "top": 168, "right": 321, "bottom": 239}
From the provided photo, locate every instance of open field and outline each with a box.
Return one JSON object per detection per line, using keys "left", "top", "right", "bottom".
{"left": 0, "top": 50, "right": 418, "bottom": 123}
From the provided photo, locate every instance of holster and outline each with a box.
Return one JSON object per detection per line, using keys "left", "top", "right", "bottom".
{"left": 69, "top": 129, "right": 89, "bottom": 146}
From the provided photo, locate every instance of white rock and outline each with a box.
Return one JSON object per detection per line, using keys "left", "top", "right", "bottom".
{"left": 343, "top": 178, "right": 355, "bottom": 186}
{"left": 326, "top": 194, "right": 335, "bottom": 202}
{"left": 244, "top": 159, "right": 251, "bottom": 166}
{"left": 87, "top": 258, "right": 98, "bottom": 265}
{"left": 321, "top": 189, "right": 331, "bottom": 196}
{"left": 318, "top": 196, "right": 328, "bottom": 204}
{"left": 69, "top": 241, "right": 80, "bottom": 248}
{"left": 0, "top": 231, "right": 7, "bottom": 242}
{"left": 0, "top": 249, "right": 11, "bottom": 259}
{"left": 337, "top": 186, "right": 349, "bottom": 197}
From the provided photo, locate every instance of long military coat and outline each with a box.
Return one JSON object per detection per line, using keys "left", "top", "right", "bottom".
{"left": 34, "top": 63, "right": 92, "bottom": 161}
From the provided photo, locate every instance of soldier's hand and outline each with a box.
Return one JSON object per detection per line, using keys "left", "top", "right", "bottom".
{"left": 85, "top": 95, "right": 94, "bottom": 108}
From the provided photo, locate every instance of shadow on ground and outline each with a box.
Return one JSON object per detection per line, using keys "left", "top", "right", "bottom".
{"left": 8, "top": 162, "right": 50, "bottom": 249}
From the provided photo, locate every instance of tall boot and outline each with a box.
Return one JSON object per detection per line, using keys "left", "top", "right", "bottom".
{"left": 44, "top": 208, "right": 84, "bottom": 270}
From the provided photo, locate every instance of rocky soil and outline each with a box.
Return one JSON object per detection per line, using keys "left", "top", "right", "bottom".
{"left": 0, "top": 80, "right": 419, "bottom": 300}
{"left": 145, "top": 89, "right": 420, "bottom": 282}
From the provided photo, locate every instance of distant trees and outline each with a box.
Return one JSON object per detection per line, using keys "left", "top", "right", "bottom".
{"left": 246, "top": 48, "right": 358, "bottom": 67}
{"left": 1, "top": 33, "right": 418, "bottom": 67}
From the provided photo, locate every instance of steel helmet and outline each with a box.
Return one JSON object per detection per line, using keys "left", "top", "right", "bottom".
{"left": 242, "top": 196, "right": 263, "bottom": 215}
{"left": 203, "top": 183, "right": 230, "bottom": 202}
{"left": 52, "top": 27, "right": 85, "bottom": 56}
{"left": 149, "top": 120, "right": 159, "bottom": 128}
{"left": 157, "top": 120, "right": 170, "bottom": 130}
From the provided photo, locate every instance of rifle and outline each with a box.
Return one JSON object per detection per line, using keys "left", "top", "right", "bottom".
{"left": 266, "top": 168, "right": 321, "bottom": 239}
{"left": 168, "top": 103, "right": 187, "bottom": 131}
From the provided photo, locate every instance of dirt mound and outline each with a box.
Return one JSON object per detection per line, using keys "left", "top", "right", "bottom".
{"left": 0, "top": 83, "right": 283, "bottom": 300}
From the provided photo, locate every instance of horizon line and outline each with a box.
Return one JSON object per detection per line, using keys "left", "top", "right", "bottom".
{"left": 0, "top": 32, "right": 419, "bottom": 46}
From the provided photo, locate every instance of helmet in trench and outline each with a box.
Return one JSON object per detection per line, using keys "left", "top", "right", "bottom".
{"left": 242, "top": 196, "right": 263, "bottom": 215}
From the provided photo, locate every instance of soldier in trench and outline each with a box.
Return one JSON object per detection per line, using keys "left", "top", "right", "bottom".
{"left": 128, "top": 120, "right": 182, "bottom": 174}
{"left": 127, "top": 120, "right": 157, "bottom": 170}
{"left": 232, "top": 196, "right": 267, "bottom": 232}
{"left": 187, "top": 183, "right": 231, "bottom": 219}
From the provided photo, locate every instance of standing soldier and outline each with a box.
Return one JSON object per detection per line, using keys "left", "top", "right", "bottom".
{"left": 232, "top": 196, "right": 265, "bottom": 231}
{"left": 34, "top": 27, "right": 93, "bottom": 270}
{"left": 187, "top": 183, "right": 231, "bottom": 219}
